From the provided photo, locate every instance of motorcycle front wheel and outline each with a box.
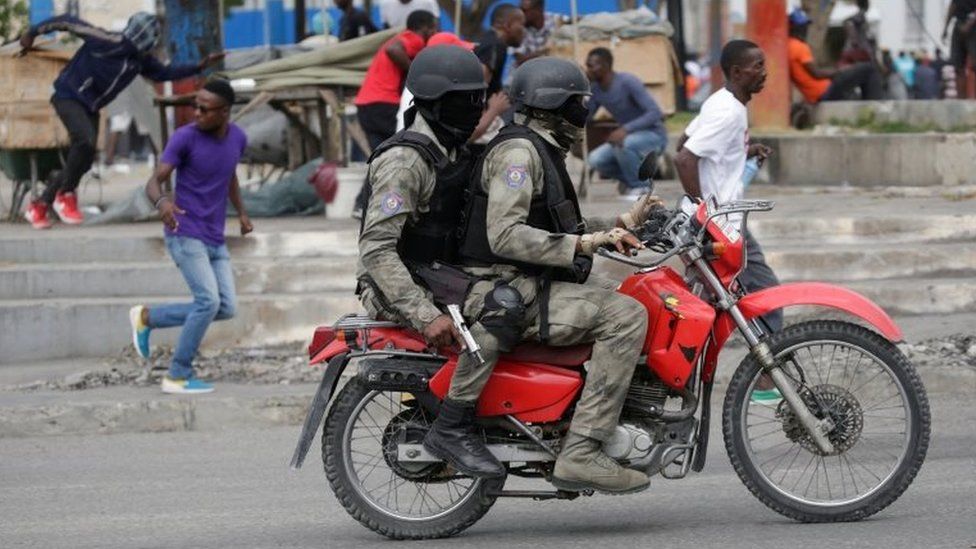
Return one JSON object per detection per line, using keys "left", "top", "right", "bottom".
{"left": 322, "top": 377, "right": 503, "bottom": 539}
{"left": 723, "top": 320, "right": 930, "bottom": 522}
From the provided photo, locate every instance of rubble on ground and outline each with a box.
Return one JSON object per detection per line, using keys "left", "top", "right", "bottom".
{"left": 899, "top": 334, "right": 976, "bottom": 370}
{"left": 8, "top": 342, "right": 319, "bottom": 391}
{"left": 7, "top": 334, "right": 974, "bottom": 392}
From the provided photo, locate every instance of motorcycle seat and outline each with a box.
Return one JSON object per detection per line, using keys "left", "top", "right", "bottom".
{"left": 501, "top": 341, "right": 593, "bottom": 368}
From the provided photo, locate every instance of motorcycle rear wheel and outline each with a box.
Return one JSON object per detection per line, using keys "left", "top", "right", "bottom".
{"left": 723, "top": 320, "right": 930, "bottom": 522}
{"left": 322, "top": 377, "right": 502, "bottom": 539}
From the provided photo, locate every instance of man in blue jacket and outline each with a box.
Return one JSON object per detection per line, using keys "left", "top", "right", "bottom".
{"left": 18, "top": 12, "right": 223, "bottom": 229}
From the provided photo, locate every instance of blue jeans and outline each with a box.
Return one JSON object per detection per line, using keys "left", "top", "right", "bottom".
{"left": 148, "top": 236, "right": 237, "bottom": 380}
{"left": 588, "top": 129, "right": 668, "bottom": 189}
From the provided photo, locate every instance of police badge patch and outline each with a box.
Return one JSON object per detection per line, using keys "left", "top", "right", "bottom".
{"left": 505, "top": 165, "right": 528, "bottom": 189}
{"left": 379, "top": 191, "right": 405, "bottom": 215}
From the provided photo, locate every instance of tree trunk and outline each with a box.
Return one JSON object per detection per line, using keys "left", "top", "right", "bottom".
{"left": 801, "top": 0, "right": 837, "bottom": 63}
{"left": 436, "top": 0, "right": 502, "bottom": 40}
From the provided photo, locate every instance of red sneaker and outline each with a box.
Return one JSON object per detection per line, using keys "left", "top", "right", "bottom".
{"left": 24, "top": 200, "right": 52, "bottom": 230}
{"left": 53, "top": 191, "right": 84, "bottom": 224}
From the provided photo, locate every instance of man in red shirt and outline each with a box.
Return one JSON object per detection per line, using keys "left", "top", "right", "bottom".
{"left": 352, "top": 10, "right": 438, "bottom": 217}
{"left": 787, "top": 8, "right": 881, "bottom": 103}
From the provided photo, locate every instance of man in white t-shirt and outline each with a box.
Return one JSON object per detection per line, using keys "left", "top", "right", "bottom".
{"left": 674, "top": 39, "right": 782, "bottom": 333}
{"left": 380, "top": 0, "right": 439, "bottom": 29}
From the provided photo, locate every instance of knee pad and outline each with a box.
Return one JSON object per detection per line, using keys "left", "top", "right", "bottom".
{"left": 477, "top": 282, "right": 527, "bottom": 352}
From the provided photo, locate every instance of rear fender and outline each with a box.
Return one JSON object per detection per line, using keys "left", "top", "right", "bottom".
{"left": 703, "top": 283, "right": 903, "bottom": 382}
{"left": 290, "top": 352, "right": 351, "bottom": 469}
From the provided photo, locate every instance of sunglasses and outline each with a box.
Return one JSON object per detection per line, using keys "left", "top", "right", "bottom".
{"left": 193, "top": 103, "right": 226, "bottom": 114}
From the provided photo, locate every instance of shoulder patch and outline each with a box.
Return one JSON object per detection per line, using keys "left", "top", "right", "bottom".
{"left": 505, "top": 165, "right": 528, "bottom": 189}
{"left": 379, "top": 191, "right": 405, "bottom": 215}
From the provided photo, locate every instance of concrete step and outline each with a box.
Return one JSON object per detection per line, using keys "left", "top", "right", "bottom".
{"left": 0, "top": 292, "right": 362, "bottom": 364}
{"left": 843, "top": 277, "right": 976, "bottom": 316}
{"left": 750, "top": 213, "right": 976, "bottom": 244}
{"left": 766, "top": 242, "right": 976, "bottom": 282}
{"left": 0, "top": 257, "right": 358, "bottom": 300}
{"left": 2, "top": 213, "right": 972, "bottom": 264}
{"left": 0, "top": 229, "right": 361, "bottom": 264}
{"left": 4, "top": 241, "right": 972, "bottom": 301}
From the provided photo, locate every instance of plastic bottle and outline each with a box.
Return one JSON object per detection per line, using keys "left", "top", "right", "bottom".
{"left": 741, "top": 156, "right": 761, "bottom": 189}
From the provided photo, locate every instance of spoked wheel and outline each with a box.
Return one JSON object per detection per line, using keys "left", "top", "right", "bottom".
{"left": 322, "top": 378, "right": 502, "bottom": 539}
{"left": 723, "top": 320, "right": 930, "bottom": 522}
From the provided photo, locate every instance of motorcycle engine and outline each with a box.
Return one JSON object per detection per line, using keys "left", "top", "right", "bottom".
{"left": 603, "top": 423, "right": 654, "bottom": 461}
{"left": 623, "top": 367, "right": 671, "bottom": 416}
{"left": 605, "top": 368, "right": 675, "bottom": 461}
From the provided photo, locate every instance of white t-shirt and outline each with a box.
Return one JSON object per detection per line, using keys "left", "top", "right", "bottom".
{"left": 380, "top": 0, "right": 439, "bottom": 29}
{"left": 683, "top": 87, "right": 749, "bottom": 207}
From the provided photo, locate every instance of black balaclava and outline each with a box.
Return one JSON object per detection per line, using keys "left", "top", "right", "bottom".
{"left": 415, "top": 90, "right": 485, "bottom": 149}
{"left": 521, "top": 95, "right": 590, "bottom": 150}
{"left": 558, "top": 95, "right": 590, "bottom": 129}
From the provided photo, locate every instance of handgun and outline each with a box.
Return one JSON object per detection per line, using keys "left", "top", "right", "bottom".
{"left": 446, "top": 304, "right": 486, "bottom": 367}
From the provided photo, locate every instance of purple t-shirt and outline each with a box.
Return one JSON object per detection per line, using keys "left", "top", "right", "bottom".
{"left": 161, "top": 123, "right": 247, "bottom": 246}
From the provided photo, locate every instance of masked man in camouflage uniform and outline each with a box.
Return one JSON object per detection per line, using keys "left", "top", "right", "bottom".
{"left": 356, "top": 46, "right": 508, "bottom": 479}
{"left": 454, "top": 57, "right": 664, "bottom": 494}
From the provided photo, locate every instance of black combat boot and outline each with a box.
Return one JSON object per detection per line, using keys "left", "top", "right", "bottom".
{"left": 422, "top": 398, "right": 505, "bottom": 478}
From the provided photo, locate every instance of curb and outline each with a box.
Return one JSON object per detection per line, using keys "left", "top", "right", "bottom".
{"left": 0, "top": 367, "right": 972, "bottom": 439}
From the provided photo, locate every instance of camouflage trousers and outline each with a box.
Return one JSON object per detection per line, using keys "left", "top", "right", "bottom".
{"left": 449, "top": 274, "right": 647, "bottom": 442}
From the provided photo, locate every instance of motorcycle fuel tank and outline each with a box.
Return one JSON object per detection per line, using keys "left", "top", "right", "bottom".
{"left": 619, "top": 267, "right": 715, "bottom": 389}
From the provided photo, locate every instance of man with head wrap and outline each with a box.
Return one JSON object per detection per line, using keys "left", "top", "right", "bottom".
{"left": 18, "top": 12, "right": 224, "bottom": 229}
{"left": 454, "top": 57, "right": 663, "bottom": 494}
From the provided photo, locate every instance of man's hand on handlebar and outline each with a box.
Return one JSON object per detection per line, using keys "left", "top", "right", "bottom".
{"left": 578, "top": 228, "right": 644, "bottom": 256}
{"left": 619, "top": 194, "right": 665, "bottom": 230}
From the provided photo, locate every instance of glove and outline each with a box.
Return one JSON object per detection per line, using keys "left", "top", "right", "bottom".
{"left": 620, "top": 194, "right": 665, "bottom": 229}
{"left": 579, "top": 227, "right": 642, "bottom": 255}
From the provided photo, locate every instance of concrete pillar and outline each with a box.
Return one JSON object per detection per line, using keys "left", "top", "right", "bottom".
{"left": 708, "top": 0, "right": 726, "bottom": 90}
{"left": 746, "top": 0, "right": 790, "bottom": 129}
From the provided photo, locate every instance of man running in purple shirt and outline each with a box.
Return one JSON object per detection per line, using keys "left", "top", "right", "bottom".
{"left": 129, "top": 79, "right": 252, "bottom": 394}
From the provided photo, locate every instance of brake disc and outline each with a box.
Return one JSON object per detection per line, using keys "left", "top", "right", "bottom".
{"left": 777, "top": 384, "right": 864, "bottom": 455}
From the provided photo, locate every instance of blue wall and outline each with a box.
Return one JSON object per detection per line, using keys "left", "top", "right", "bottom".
{"left": 223, "top": 0, "right": 623, "bottom": 50}
{"left": 29, "top": 0, "right": 54, "bottom": 25}
{"left": 29, "top": 0, "right": 626, "bottom": 50}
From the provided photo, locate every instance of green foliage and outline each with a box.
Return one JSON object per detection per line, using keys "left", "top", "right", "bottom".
{"left": 827, "top": 110, "right": 976, "bottom": 134}
{"left": 0, "top": 0, "right": 28, "bottom": 43}
{"left": 665, "top": 111, "right": 696, "bottom": 133}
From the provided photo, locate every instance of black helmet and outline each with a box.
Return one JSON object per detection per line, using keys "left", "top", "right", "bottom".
{"left": 406, "top": 45, "right": 486, "bottom": 101}
{"left": 509, "top": 57, "right": 591, "bottom": 111}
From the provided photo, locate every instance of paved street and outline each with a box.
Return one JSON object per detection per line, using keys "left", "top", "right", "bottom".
{"left": 1, "top": 391, "right": 972, "bottom": 549}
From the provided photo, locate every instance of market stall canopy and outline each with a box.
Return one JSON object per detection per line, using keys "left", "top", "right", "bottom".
{"left": 552, "top": 7, "right": 674, "bottom": 42}
{"left": 223, "top": 28, "right": 400, "bottom": 90}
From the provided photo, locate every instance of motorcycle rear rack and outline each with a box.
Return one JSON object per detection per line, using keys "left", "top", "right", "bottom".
{"left": 334, "top": 313, "right": 401, "bottom": 331}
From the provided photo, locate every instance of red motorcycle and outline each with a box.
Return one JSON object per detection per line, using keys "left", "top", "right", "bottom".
{"left": 291, "top": 197, "right": 930, "bottom": 540}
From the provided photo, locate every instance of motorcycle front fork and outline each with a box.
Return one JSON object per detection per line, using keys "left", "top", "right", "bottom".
{"left": 690, "top": 258, "right": 836, "bottom": 455}
{"left": 730, "top": 305, "right": 836, "bottom": 455}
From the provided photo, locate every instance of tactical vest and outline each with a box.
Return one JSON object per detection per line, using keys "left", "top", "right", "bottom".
{"left": 361, "top": 130, "right": 474, "bottom": 266}
{"left": 459, "top": 124, "right": 590, "bottom": 282}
